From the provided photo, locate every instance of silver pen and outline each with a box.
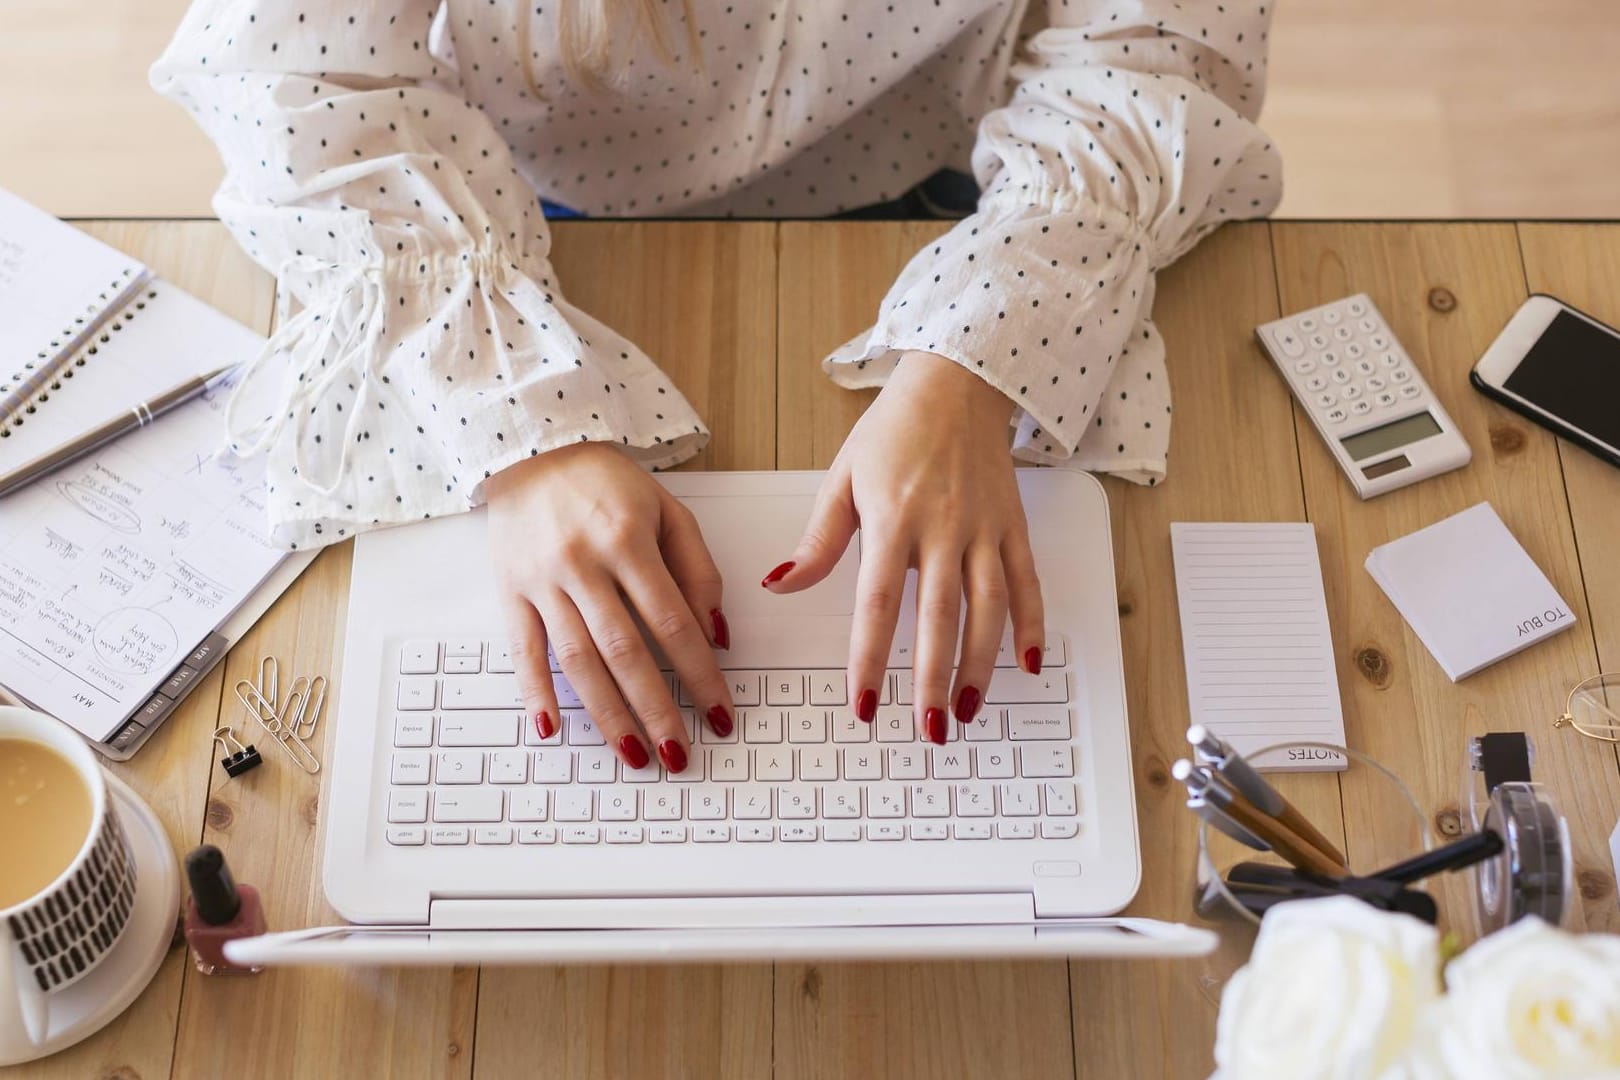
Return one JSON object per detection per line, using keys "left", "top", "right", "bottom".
{"left": 1172, "top": 759, "right": 1267, "bottom": 850}
{"left": 1186, "top": 725, "right": 1347, "bottom": 868}
{"left": 0, "top": 365, "right": 232, "bottom": 499}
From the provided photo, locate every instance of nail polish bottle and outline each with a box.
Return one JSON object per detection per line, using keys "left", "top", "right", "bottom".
{"left": 184, "top": 844, "right": 268, "bottom": 975}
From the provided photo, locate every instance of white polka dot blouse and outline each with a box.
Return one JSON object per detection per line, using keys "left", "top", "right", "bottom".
{"left": 150, "top": 1, "right": 1282, "bottom": 550}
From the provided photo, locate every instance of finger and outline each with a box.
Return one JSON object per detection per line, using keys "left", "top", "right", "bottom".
{"left": 846, "top": 534, "right": 908, "bottom": 725}
{"left": 571, "top": 571, "right": 687, "bottom": 772}
{"left": 538, "top": 589, "right": 651, "bottom": 771}
{"left": 503, "top": 592, "right": 561, "bottom": 742}
{"left": 951, "top": 542, "right": 1008, "bottom": 726}
{"left": 912, "top": 553, "right": 962, "bottom": 747}
{"left": 1002, "top": 525, "right": 1047, "bottom": 674}
{"left": 764, "top": 465, "right": 857, "bottom": 593}
{"left": 618, "top": 541, "right": 732, "bottom": 767}
{"left": 657, "top": 489, "right": 729, "bottom": 651}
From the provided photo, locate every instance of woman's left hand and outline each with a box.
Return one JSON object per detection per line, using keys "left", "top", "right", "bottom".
{"left": 763, "top": 350, "right": 1045, "bottom": 745}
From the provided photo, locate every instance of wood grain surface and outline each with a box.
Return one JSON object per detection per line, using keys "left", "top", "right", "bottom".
{"left": 3, "top": 220, "right": 1617, "bottom": 1080}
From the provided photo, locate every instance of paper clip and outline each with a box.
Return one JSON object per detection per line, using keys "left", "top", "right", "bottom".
{"left": 233, "top": 678, "right": 321, "bottom": 775}
{"left": 281, "top": 675, "right": 327, "bottom": 743}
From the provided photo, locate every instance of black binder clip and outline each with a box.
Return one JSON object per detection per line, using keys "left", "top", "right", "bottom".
{"left": 213, "top": 725, "right": 263, "bottom": 778}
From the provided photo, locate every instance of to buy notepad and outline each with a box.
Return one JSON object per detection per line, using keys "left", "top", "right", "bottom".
{"left": 1364, "top": 502, "right": 1575, "bottom": 681}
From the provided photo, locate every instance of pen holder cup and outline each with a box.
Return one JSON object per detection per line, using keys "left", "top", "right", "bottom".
{"left": 1193, "top": 741, "right": 1433, "bottom": 928}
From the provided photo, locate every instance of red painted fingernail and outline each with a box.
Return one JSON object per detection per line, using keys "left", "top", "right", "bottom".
{"left": 856, "top": 688, "right": 878, "bottom": 724}
{"left": 534, "top": 710, "right": 555, "bottom": 740}
{"left": 760, "top": 560, "right": 796, "bottom": 588}
{"left": 953, "top": 685, "right": 981, "bottom": 725}
{"left": 658, "top": 739, "right": 688, "bottom": 774}
{"left": 618, "top": 734, "right": 651, "bottom": 770}
{"left": 1024, "top": 646, "right": 1043, "bottom": 676}
{"left": 709, "top": 608, "right": 731, "bottom": 650}
{"left": 925, "top": 707, "right": 947, "bottom": 746}
{"left": 706, "top": 704, "right": 734, "bottom": 738}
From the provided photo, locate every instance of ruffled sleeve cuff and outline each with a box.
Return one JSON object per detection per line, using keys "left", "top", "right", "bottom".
{"left": 225, "top": 248, "right": 707, "bottom": 549}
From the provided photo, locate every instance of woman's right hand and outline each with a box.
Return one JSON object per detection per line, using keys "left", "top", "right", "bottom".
{"left": 485, "top": 442, "right": 734, "bottom": 773}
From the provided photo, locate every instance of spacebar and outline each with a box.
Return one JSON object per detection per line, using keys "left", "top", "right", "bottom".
{"left": 441, "top": 675, "right": 524, "bottom": 710}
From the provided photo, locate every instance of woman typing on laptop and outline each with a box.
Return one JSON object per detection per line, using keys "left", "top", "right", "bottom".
{"left": 152, "top": 1, "right": 1278, "bottom": 773}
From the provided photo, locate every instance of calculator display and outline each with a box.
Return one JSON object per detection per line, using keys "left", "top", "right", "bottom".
{"left": 1339, "top": 412, "right": 1442, "bottom": 461}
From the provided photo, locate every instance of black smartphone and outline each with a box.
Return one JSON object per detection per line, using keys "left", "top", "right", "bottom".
{"left": 1471, "top": 294, "right": 1620, "bottom": 469}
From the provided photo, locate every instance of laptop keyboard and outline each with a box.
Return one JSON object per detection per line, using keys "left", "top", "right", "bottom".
{"left": 383, "top": 636, "right": 1081, "bottom": 848}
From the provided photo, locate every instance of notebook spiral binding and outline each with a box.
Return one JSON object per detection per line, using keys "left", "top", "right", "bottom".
{"left": 1, "top": 269, "right": 159, "bottom": 436}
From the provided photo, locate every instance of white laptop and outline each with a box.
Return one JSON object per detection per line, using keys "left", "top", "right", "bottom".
{"left": 229, "top": 469, "right": 1213, "bottom": 967}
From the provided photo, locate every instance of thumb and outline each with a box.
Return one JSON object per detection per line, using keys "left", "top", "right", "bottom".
{"left": 765, "top": 468, "right": 857, "bottom": 593}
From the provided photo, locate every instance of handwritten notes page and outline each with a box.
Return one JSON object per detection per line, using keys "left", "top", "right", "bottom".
{"left": 1170, "top": 523, "right": 1347, "bottom": 772}
{"left": 0, "top": 376, "right": 282, "bottom": 742}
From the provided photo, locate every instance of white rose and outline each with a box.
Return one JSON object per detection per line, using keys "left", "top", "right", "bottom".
{"left": 1431, "top": 917, "right": 1620, "bottom": 1079}
{"left": 1213, "top": 896, "right": 1444, "bottom": 1080}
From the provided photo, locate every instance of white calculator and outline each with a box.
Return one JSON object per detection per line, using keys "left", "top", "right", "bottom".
{"left": 1256, "top": 294, "right": 1471, "bottom": 498}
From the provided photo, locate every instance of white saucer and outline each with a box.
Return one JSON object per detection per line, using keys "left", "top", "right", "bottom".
{"left": 2, "top": 773, "right": 180, "bottom": 1066}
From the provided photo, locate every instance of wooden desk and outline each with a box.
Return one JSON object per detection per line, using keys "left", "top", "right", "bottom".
{"left": 9, "top": 220, "right": 1620, "bottom": 1080}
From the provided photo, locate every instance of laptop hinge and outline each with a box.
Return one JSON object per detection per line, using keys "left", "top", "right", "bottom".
{"left": 429, "top": 892, "right": 1034, "bottom": 930}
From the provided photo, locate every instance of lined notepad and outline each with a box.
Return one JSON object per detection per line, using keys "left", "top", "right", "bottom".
{"left": 1171, "top": 523, "right": 1347, "bottom": 772}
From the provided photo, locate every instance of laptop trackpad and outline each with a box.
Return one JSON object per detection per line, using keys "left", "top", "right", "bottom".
{"left": 682, "top": 495, "right": 860, "bottom": 616}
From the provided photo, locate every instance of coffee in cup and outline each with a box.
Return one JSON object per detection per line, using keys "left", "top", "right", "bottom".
{"left": 0, "top": 738, "right": 95, "bottom": 909}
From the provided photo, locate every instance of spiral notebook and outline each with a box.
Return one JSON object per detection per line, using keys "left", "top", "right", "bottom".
{"left": 0, "top": 187, "right": 311, "bottom": 759}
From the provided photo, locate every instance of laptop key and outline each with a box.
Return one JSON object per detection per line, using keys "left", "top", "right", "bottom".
{"left": 798, "top": 746, "right": 837, "bottom": 781}
{"left": 999, "top": 783, "right": 1041, "bottom": 816}
{"left": 710, "top": 748, "right": 748, "bottom": 782}
{"left": 910, "top": 823, "right": 947, "bottom": 840}
{"left": 562, "top": 826, "right": 602, "bottom": 844}
{"left": 439, "top": 711, "right": 519, "bottom": 747}
{"left": 646, "top": 790, "right": 682, "bottom": 821}
{"left": 400, "top": 640, "right": 439, "bottom": 675}
{"left": 1020, "top": 746, "right": 1074, "bottom": 778}
{"left": 510, "top": 790, "right": 549, "bottom": 822}
{"left": 887, "top": 747, "right": 926, "bottom": 780}
{"left": 808, "top": 671, "right": 847, "bottom": 706}
{"left": 440, "top": 674, "right": 523, "bottom": 710}
{"left": 397, "top": 677, "right": 436, "bottom": 710}
{"left": 436, "top": 750, "right": 485, "bottom": 784}
{"left": 985, "top": 670, "right": 1067, "bottom": 704}
{"left": 737, "top": 824, "right": 774, "bottom": 842}
{"left": 744, "top": 710, "right": 783, "bottom": 744}
{"left": 433, "top": 789, "right": 502, "bottom": 823}
{"left": 734, "top": 790, "right": 772, "bottom": 820}
{"left": 866, "top": 823, "right": 905, "bottom": 841}
{"left": 554, "top": 789, "right": 593, "bottom": 822}
{"left": 954, "top": 822, "right": 992, "bottom": 840}
{"left": 777, "top": 788, "right": 816, "bottom": 819}
{"left": 997, "top": 822, "right": 1037, "bottom": 840}
{"left": 781, "top": 824, "right": 817, "bottom": 842}
{"left": 822, "top": 785, "right": 862, "bottom": 818}
{"left": 387, "top": 826, "right": 427, "bottom": 846}
{"left": 518, "top": 825, "right": 557, "bottom": 844}
{"left": 1007, "top": 708, "right": 1072, "bottom": 741}
{"left": 391, "top": 752, "right": 431, "bottom": 785}
{"left": 475, "top": 826, "right": 513, "bottom": 845}
{"left": 694, "top": 824, "right": 731, "bottom": 842}
{"left": 531, "top": 749, "right": 572, "bottom": 783}
{"left": 395, "top": 714, "right": 433, "bottom": 748}
{"left": 824, "top": 822, "right": 861, "bottom": 841}
{"left": 430, "top": 826, "right": 470, "bottom": 845}
{"left": 489, "top": 750, "right": 528, "bottom": 784}
{"left": 869, "top": 785, "right": 905, "bottom": 819}
{"left": 650, "top": 825, "right": 687, "bottom": 843}
{"left": 607, "top": 825, "right": 644, "bottom": 844}
{"left": 875, "top": 708, "right": 912, "bottom": 743}
{"left": 1043, "top": 783, "right": 1079, "bottom": 816}
{"left": 690, "top": 790, "right": 727, "bottom": 819}
{"left": 1041, "top": 820, "right": 1080, "bottom": 839}
{"left": 786, "top": 709, "right": 826, "bottom": 743}
{"left": 388, "top": 790, "right": 429, "bottom": 823}
{"left": 599, "top": 789, "right": 638, "bottom": 822}
{"left": 766, "top": 673, "right": 805, "bottom": 706}
{"left": 931, "top": 746, "right": 971, "bottom": 780}
{"left": 955, "top": 783, "right": 995, "bottom": 817}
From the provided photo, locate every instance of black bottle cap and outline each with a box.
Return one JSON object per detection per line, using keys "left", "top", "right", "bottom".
{"left": 185, "top": 844, "right": 242, "bottom": 925}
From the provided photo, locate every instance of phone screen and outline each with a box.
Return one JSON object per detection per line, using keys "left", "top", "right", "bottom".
{"left": 1503, "top": 310, "right": 1620, "bottom": 449}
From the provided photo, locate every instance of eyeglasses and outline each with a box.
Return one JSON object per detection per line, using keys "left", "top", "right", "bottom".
{"left": 1553, "top": 673, "right": 1620, "bottom": 743}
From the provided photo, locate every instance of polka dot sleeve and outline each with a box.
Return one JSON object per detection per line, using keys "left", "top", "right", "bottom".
{"left": 824, "top": 0, "right": 1281, "bottom": 485}
{"left": 149, "top": 1, "right": 707, "bottom": 550}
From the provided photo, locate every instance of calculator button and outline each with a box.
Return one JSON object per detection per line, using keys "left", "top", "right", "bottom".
{"left": 1380, "top": 352, "right": 1402, "bottom": 368}
{"left": 1325, "top": 407, "right": 1348, "bottom": 424}
{"left": 1390, "top": 367, "right": 1412, "bottom": 384}
{"left": 1369, "top": 334, "right": 1390, "bottom": 351}
{"left": 1358, "top": 318, "right": 1378, "bottom": 334}
{"left": 1296, "top": 316, "right": 1319, "bottom": 333}
{"left": 1347, "top": 298, "right": 1368, "bottom": 317}
{"left": 1319, "top": 350, "right": 1340, "bottom": 367}
{"left": 1331, "top": 368, "right": 1351, "bottom": 385}
{"left": 1316, "top": 392, "right": 1338, "bottom": 408}
{"left": 1274, "top": 330, "right": 1305, "bottom": 358}
{"left": 1351, "top": 400, "right": 1373, "bottom": 416}
{"left": 1308, "top": 333, "right": 1330, "bottom": 351}
{"left": 1354, "top": 359, "right": 1376, "bottom": 376}
{"left": 1376, "top": 392, "right": 1398, "bottom": 408}
{"left": 1399, "top": 383, "right": 1423, "bottom": 399}
{"left": 1323, "top": 308, "right": 1343, "bottom": 325}
{"left": 1344, "top": 342, "right": 1366, "bottom": 360}
{"left": 1333, "top": 325, "right": 1354, "bottom": 342}
{"left": 1305, "top": 374, "right": 1328, "bottom": 392}
{"left": 1294, "top": 358, "right": 1318, "bottom": 375}
{"left": 1341, "top": 385, "right": 1363, "bottom": 401}
{"left": 1366, "top": 376, "right": 1387, "bottom": 391}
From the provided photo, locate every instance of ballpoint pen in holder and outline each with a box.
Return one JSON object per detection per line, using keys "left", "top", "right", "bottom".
{"left": 1192, "top": 741, "right": 1432, "bottom": 926}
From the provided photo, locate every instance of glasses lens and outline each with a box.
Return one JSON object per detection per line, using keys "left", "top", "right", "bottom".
{"left": 1569, "top": 674, "right": 1620, "bottom": 738}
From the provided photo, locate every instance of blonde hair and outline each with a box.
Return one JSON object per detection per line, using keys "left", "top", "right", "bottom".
{"left": 535, "top": 0, "right": 699, "bottom": 92}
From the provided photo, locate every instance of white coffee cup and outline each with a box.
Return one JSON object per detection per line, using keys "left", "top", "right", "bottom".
{"left": 0, "top": 707, "right": 136, "bottom": 1059}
